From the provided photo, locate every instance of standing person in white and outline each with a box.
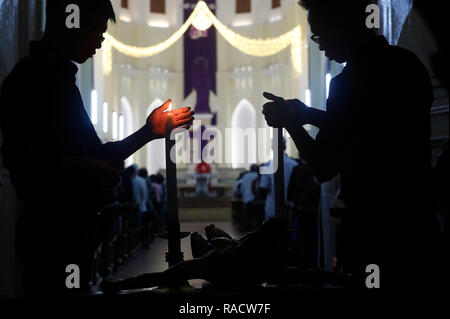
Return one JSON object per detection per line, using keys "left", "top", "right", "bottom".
{"left": 131, "top": 164, "right": 149, "bottom": 227}
{"left": 259, "top": 138, "right": 298, "bottom": 220}
{"left": 235, "top": 164, "right": 260, "bottom": 206}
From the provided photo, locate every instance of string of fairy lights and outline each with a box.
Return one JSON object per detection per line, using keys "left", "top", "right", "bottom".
{"left": 103, "top": 1, "right": 302, "bottom": 75}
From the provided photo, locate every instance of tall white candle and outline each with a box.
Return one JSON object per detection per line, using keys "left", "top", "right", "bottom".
{"left": 165, "top": 103, "right": 179, "bottom": 226}
{"left": 274, "top": 127, "right": 286, "bottom": 221}
{"left": 164, "top": 102, "right": 182, "bottom": 267}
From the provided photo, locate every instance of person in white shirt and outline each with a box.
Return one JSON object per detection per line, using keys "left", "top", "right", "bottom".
{"left": 259, "top": 138, "right": 298, "bottom": 220}
{"left": 317, "top": 175, "right": 340, "bottom": 271}
{"left": 151, "top": 174, "right": 166, "bottom": 233}
{"left": 130, "top": 164, "right": 149, "bottom": 227}
{"left": 237, "top": 164, "right": 260, "bottom": 205}
{"left": 232, "top": 172, "right": 246, "bottom": 200}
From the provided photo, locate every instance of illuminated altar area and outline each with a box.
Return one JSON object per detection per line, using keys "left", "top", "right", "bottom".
{"left": 78, "top": 0, "right": 321, "bottom": 187}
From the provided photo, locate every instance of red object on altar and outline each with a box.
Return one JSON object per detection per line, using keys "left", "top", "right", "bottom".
{"left": 195, "top": 161, "right": 211, "bottom": 174}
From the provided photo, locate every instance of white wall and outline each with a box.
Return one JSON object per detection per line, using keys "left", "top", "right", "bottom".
{"left": 216, "top": 2, "right": 310, "bottom": 165}
{"left": 94, "top": 0, "right": 312, "bottom": 170}
{"left": 217, "top": 0, "right": 285, "bottom": 27}
{"left": 111, "top": 0, "right": 182, "bottom": 27}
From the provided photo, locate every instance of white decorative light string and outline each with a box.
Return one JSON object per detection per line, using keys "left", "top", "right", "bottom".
{"left": 103, "top": 1, "right": 302, "bottom": 74}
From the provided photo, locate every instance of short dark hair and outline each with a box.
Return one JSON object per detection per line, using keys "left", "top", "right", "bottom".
{"left": 126, "top": 165, "right": 136, "bottom": 175}
{"left": 298, "top": 0, "right": 373, "bottom": 29}
{"left": 298, "top": 0, "right": 372, "bottom": 10}
{"left": 46, "top": 0, "right": 116, "bottom": 32}
{"left": 156, "top": 174, "right": 164, "bottom": 184}
{"left": 138, "top": 168, "right": 148, "bottom": 178}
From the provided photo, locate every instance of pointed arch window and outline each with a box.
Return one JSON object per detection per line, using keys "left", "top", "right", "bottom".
{"left": 231, "top": 99, "right": 257, "bottom": 169}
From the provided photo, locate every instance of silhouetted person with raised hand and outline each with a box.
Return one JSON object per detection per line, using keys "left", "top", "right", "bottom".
{"left": 263, "top": 0, "right": 444, "bottom": 288}
{"left": 0, "top": 0, "right": 194, "bottom": 297}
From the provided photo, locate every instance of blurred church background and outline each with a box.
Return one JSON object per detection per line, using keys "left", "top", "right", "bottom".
{"left": 0, "top": 0, "right": 448, "bottom": 298}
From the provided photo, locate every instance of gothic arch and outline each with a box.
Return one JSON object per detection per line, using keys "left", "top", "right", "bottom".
{"left": 231, "top": 98, "right": 256, "bottom": 169}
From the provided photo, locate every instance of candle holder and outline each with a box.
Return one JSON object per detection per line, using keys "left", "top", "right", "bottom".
{"left": 164, "top": 103, "right": 186, "bottom": 269}
{"left": 274, "top": 127, "right": 286, "bottom": 221}
{"left": 160, "top": 102, "right": 195, "bottom": 290}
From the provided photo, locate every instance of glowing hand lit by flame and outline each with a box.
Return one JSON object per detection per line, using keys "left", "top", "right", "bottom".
{"left": 146, "top": 100, "right": 195, "bottom": 138}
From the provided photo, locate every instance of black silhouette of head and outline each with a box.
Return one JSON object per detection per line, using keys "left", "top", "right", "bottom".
{"left": 138, "top": 168, "right": 149, "bottom": 178}
{"left": 298, "top": 0, "right": 375, "bottom": 63}
{"left": 44, "top": 0, "right": 116, "bottom": 63}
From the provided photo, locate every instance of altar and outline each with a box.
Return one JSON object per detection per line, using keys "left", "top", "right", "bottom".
{"left": 161, "top": 165, "right": 244, "bottom": 199}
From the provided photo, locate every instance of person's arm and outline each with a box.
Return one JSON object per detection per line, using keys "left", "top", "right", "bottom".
{"left": 137, "top": 179, "right": 147, "bottom": 207}
{"left": 99, "top": 100, "right": 194, "bottom": 166}
{"left": 304, "top": 107, "right": 326, "bottom": 128}
{"left": 286, "top": 124, "right": 314, "bottom": 157}
{"left": 142, "top": 179, "right": 149, "bottom": 204}
{"left": 286, "top": 123, "right": 338, "bottom": 183}
{"left": 262, "top": 92, "right": 326, "bottom": 129}
{"left": 259, "top": 188, "right": 269, "bottom": 200}
{"left": 262, "top": 92, "right": 339, "bottom": 183}
{"left": 233, "top": 180, "right": 243, "bottom": 198}
{"left": 100, "top": 124, "right": 154, "bottom": 167}
{"left": 258, "top": 173, "right": 270, "bottom": 200}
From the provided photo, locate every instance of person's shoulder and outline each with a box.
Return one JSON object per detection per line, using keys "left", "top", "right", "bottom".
{"left": 1, "top": 55, "right": 34, "bottom": 89}
{"left": 260, "top": 170, "right": 270, "bottom": 181}
{"left": 245, "top": 171, "right": 258, "bottom": 180}
{"left": 0, "top": 55, "right": 44, "bottom": 119}
{"left": 386, "top": 43, "right": 428, "bottom": 73}
{"left": 154, "top": 183, "right": 162, "bottom": 189}
{"left": 261, "top": 160, "right": 271, "bottom": 167}
{"left": 388, "top": 45, "right": 433, "bottom": 93}
{"left": 330, "top": 67, "right": 347, "bottom": 84}
{"left": 137, "top": 176, "right": 147, "bottom": 185}
{"left": 388, "top": 44, "right": 416, "bottom": 60}
{"left": 2, "top": 52, "right": 54, "bottom": 98}
{"left": 286, "top": 156, "right": 299, "bottom": 166}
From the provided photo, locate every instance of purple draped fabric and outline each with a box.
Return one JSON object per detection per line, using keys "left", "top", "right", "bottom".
{"left": 183, "top": 0, "right": 217, "bottom": 115}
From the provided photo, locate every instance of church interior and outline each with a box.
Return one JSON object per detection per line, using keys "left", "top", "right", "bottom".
{"left": 0, "top": 0, "right": 448, "bottom": 302}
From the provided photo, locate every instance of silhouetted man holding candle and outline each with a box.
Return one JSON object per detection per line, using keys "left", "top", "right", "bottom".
{"left": 263, "top": 0, "right": 444, "bottom": 288}
{"left": 0, "top": 0, "right": 193, "bottom": 296}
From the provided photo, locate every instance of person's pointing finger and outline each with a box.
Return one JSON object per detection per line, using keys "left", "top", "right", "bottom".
{"left": 263, "top": 92, "right": 284, "bottom": 103}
